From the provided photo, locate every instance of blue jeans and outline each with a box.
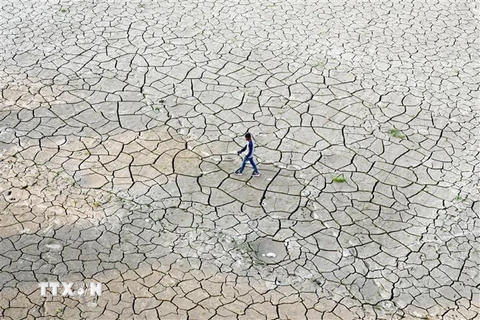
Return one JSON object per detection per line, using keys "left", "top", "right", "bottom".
{"left": 239, "top": 157, "right": 258, "bottom": 173}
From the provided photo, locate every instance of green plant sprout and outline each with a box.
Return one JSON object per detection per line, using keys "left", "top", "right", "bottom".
{"left": 389, "top": 128, "right": 405, "bottom": 139}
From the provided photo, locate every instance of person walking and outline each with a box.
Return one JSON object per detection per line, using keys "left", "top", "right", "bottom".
{"left": 235, "top": 132, "right": 260, "bottom": 176}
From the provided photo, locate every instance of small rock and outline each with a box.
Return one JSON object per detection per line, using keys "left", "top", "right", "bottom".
{"left": 301, "top": 190, "right": 311, "bottom": 197}
{"left": 46, "top": 243, "right": 63, "bottom": 252}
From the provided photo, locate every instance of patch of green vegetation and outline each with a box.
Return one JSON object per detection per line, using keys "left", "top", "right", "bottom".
{"left": 252, "top": 258, "right": 266, "bottom": 266}
{"left": 236, "top": 242, "right": 253, "bottom": 253}
{"left": 60, "top": 8, "right": 67, "bottom": 12}
{"left": 454, "top": 195, "right": 463, "bottom": 201}
{"left": 332, "top": 175, "right": 346, "bottom": 183}
{"left": 389, "top": 128, "right": 405, "bottom": 139}
{"left": 92, "top": 201, "right": 101, "bottom": 208}
{"left": 55, "top": 307, "right": 64, "bottom": 316}
{"left": 363, "top": 102, "right": 374, "bottom": 109}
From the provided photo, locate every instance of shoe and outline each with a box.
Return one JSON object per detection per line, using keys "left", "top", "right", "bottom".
{"left": 235, "top": 170, "right": 243, "bottom": 175}
{"left": 252, "top": 172, "right": 260, "bottom": 177}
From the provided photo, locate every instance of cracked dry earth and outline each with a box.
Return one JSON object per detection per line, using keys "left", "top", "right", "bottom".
{"left": 0, "top": 0, "right": 479, "bottom": 319}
